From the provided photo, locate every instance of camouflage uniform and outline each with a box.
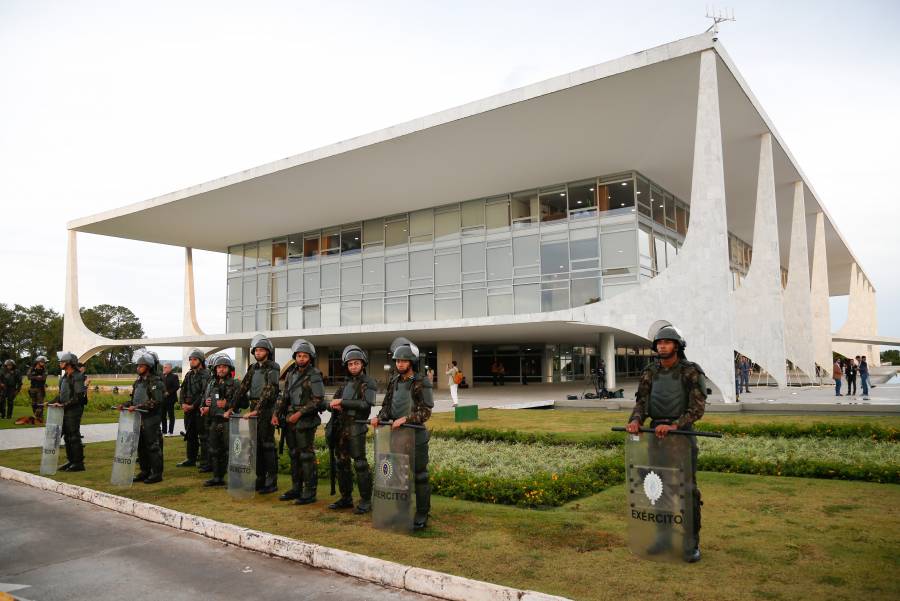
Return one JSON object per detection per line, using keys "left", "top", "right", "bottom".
{"left": 234, "top": 359, "right": 280, "bottom": 492}
{"left": 378, "top": 370, "right": 434, "bottom": 526}
{"left": 327, "top": 372, "right": 376, "bottom": 510}
{"left": 128, "top": 372, "right": 165, "bottom": 482}
{"left": 0, "top": 363, "right": 21, "bottom": 419}
{"left": 58, "top": 368, "right": 87, "bottom": 468}
{"left": 27, "top": 365, "right": 47, "bottom": 420}
{"left": 277, "top": 362, "right": 325, "bottom": 502}
{"left": 203, "top": 372, "right": 238, "bottom": 484}
{"left": 629, "top": 357, "right": 707, "bottom": 549}
{"left": 179, "top": 365, "right": 211, "bottom": 467}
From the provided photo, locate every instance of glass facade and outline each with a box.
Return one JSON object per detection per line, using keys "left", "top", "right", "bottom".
{"left": 224, "top": 171, "right": 691, "bottom": 333}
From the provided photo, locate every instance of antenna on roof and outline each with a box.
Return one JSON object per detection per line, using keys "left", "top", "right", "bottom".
{"left": 705, "top": 6, "right": 736, "bottom": 41}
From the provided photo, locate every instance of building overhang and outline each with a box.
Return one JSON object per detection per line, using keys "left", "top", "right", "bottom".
{"left": 68, "top": 32, "right": 866, "bottom": 295}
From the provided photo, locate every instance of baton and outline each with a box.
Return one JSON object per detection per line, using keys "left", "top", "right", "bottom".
{"left": 611, "top": 426, "right": 722, "bottom": 438}
{"left": 112, "top": 406, "right": 149, "bottom": 414}
{"left": 229, "top": 413, "right": 256, "bottom": 419}
{"left": 355, "top": 419, "right": 426, "bottom": 430}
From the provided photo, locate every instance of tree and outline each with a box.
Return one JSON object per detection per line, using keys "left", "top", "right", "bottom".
{"left": 882, "top": 350, "right": 900, "bottom": 366}
{"left": 0, "top": 303, "right": 63, "bottom": 373}
{"left": 79, "top": 304, "right": 145, "bottom": 373}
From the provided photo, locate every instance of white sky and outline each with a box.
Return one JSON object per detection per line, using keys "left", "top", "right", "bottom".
{"left": 1, "top": 0, "right": 898, "bottom": 360}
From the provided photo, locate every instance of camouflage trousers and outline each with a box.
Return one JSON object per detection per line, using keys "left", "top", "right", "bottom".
{"left": 333, "top": 419, "right": 372, "bottom": 503}
{"left": 207, "top": 419, "right": 229, "bottom": 479}
{"left": 29, "top": 388, "right": 46, "bottom": 419}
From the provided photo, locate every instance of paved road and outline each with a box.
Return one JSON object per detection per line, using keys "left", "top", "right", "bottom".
{"left": 0, "top": 480, "right": 426, "bottom": 601}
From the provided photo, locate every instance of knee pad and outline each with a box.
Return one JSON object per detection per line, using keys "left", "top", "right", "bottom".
{"left": 353, "top": 458, "right": 369, "bottom": 472}
{"left": 299, "top": 451, "right": 316, "bottom": 462}
{"left": 289, "top": 448, "right": 301, "bottom": 459}
{"left": 415, "top": 470, "right": 429, "bottom": 483}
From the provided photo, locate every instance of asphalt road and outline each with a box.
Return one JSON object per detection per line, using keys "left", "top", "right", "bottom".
{"left": 0, "top": 480, "right": 428, "bottom": 601}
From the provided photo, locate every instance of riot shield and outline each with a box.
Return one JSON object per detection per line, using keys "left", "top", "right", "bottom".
{"left": 228, "top": 416, "right": 257, "bottom": 499}
{"left": 110, "top": 410, "right": 142, "bottom": 487}
{"left": 624, "top": 432, "right": 695, "bottom": 562}
{"left": 39, "top": 405, "right": 64, "bottom": 475}
{"left": 372, "top": 425, "right": 415, "bottom": 531}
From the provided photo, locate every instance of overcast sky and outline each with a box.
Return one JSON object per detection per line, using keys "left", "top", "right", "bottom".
{"left": 1, "top": 0, "right": 898, "bottom": 360}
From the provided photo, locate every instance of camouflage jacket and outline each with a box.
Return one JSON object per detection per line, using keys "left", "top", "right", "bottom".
{"left": 204, "top": 375, "right": 238, "bottom": 419}
{"left": 0, "top": 367, "right": 21, "bottom": 394}
{"left": 277, "top": 363, "right": 324, "bottom": 427}
{"left": 179, "top": 367, "right": 211, "bottom": 411}
{"left": 127, "top": 374, "right": 164, "bottom": 413}
{"left": 27, "top": 366, "right": 47, "bottom": 389}
{"left": 629, "top": 358, "right": 707, "bottom": 429}
{"left": 378, "top": 372, "right": 433, "bottom": 425}
{"left": 234, "top": 359, "right": 280, "bottom": 415}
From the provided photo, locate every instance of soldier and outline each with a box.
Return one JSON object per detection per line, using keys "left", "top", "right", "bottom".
{"left": 625, "top": 325, "right": 707, "bottom": 563}
{"left": 372, "top": 342, "right": 434, "bottom": 530}
{"left": 177, "top": 349, "right": 211, "bottom": 469}
{"left": 275, "top": 339, "right": 324, "bottom": 504}
{"left": 327, "top": 345, "right": 376, "bottom": 514}
{"left": 234, "top": 334, "right": 280, "bottom": 494}
{"left": 27, "top": 356, "right": 49, "bottom": 421}
{"left": 51, "top": 352, "right": 87, "bottom": 471}
{"left": 123, "top": 351, "right": 165, "bottom": 484}
{"left": 1, "top": 359, "right": 21, "bottom": 420}
{"left": 202, "top": 355, "right": 239, "bottom": 487}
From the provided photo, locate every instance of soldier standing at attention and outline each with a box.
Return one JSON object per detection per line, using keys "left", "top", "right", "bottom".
{"left": 327, "top": 345, "right": 376, "bottom": 514}
{"left": 28, "top": 356, "right": 49, "bottom": 422}
{"left": 123, "top": 352, "right": 165, "bottom": 484}
{"left": 177, "top": 349, "right": 211, "bottom": 469}
{"left": 625, "top": 325, "right": 707, "bottom": 563}
{"left": 1, "top": 359, "right": 21, "bottom": 420}
{"left": 51, "top": 352, "right": 87, "bottom": 471}
{"left": 372, "top": 342, "right": 434, "bottom": 530}
{"left": 275, "top": 339, "right": 324, "bottom": 504}
{"left": 202, "top": 355, "right": 239, "bottom": 487}
{"left": 234, "top": 334, "right": 280, "bottom": 494}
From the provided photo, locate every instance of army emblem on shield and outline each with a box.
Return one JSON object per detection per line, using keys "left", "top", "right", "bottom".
{"left": 233, "top": 437, "right": 242, "bottom": 457}
{"left": 643, "top": 471, "right": 664, "bottom": 506}
{"left": 380, "top": 458, "right": 394, "bottom": 480}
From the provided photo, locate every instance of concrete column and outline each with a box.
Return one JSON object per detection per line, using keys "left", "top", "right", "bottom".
{"left": 437, "top": 341, "right": 473, "bottom": 390}
{"left": 782, "top": 182, "right": 816, "bottom": 381}
{"left": 234, "top": 347, "right": 248, "bottom": 379}
{"left": 181, "top": 247, "right": 210, "bottom": 369}
{"left": 810, "top": 212, "right": 832, "bottom": 372}
{"left": 599, "top": 333, "right": 616, "bottom": 389}
{"left": 62, "top": 229, "right": 113, "bottom": 362}
{"left": 732, "top": 132, "right": 787, "bottom": 387}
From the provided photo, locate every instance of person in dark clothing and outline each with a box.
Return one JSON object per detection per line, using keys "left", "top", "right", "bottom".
{"left": 1, "top": 359, "right": 21, "bottom": 420}
{"left": 845, "top": 358, "right": 858, "bottom": 397}
{"left": 859, "top": 356, "right": 870, "bottom": 399}
{"left": 161, "top": 363, "right": 180, "bottom": 436}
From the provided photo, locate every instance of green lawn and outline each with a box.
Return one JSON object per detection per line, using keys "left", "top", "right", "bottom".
{"left": 1, "top": 430, "right": 897, "bottom": 600}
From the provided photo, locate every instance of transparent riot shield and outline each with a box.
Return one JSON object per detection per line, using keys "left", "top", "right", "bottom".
{"left": 110, "top": 410, "right": 142, "bottom": 487}
{"left": 228, "top": 416, "right": 257, "bottom": 499}
{"left": 372, "top": 425, "right": 415, "bottom": 531}
{"left": 625, "top": 432, "right": 695, "bottom": 562}
{"left": 39, "top": 405, "right": 64, "bottom": 475}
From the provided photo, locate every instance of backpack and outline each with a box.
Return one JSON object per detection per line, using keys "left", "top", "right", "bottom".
{"left": 453, "top": 370, "right": 463, "bottom": 385}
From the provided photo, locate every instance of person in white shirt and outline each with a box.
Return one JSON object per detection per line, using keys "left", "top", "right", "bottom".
{"left": 445, "top": 361, "right": 460, "bottom": 407}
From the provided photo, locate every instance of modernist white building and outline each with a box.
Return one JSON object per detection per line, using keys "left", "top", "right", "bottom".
{"left": 63, "top": 33, "right": 891, "bottom": 401}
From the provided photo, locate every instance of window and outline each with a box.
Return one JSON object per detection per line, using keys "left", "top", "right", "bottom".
{"left": 463, "top": 288, "right": 487, "bottom": 317}
{"left": 303, "top": 236, "right": 319, "bottom": 258}
{"left": 385, "top": 297, "right": 408, "bottom": 323}
{"left": 435, "top": 252, "right": 461, "bottom": 286}
{"left": 654, "top": 234, "right": 667, "bottom": 269}
{"left": 363, "top": 257, "right": 383, "bottom": 290}
{"left": 288, "top": 235, "right": 303, "bottom": 263}
{"left": 243, "top": 244, "right": 257, "bottom": 270}
{"left": 540, "top": 240, "right": 569, "bottom": 277}
{"left": 636, "top": 177, "right": 651, "bottom": 218}
{"left": 410, "top": 249, "right": 433, "bottom": 285}
{"left": 651, "top": 188, "right": 665, "bottom": 225}
{"left": 363, "top": 219, "right": 384, "bottom": 246}
{"left": 434, "top": 207, "right": 460, "bottom": 240}
{"left": 386, "top": 258, "right": 408, "bottom": 291}
{"left": 243, "top": 277, "right": 256, "bottom": 304}
{"left": 571, "top": 276, "right": 600, "bottom": 306}
{"left": 541, "top": 284, "right": 569, "bottom": 311}
{"left": 227, "top": 277, "right": 241, "bottom": 307}
{"left": 340, "top": 301, "right": 361, "bottom": 326}
{"left": 539, "top": 186, "right": 567, "bottom": 222}
{"left": 514, "top": 283, "right": 540, "bottom": 314}
{"left": 321, "top": 263, "right": 339, "bottom": 292}
{"left": 257, "top": 273, "right": 271, "bottom": 303}
{"left": 362, "top": 299, "right": 382, "bottom": 324}
{"left": 569, "top": 228, "right": 599, "bottom": 270}
{"left": 341, "top": 264, "right": 361, "bottom": 295}
{"left": 323, "top": 229, "right": 340, "bottom": 255}
{"left": 675, "top": 203, "right": 687, "bottom": 236}
{"left": 385, "top": 217, "right": 409, "bottom": 248}
{"left": 341, "top": 228, "right": 361, "bottom": 254}
{"left": 600, "top": 178, "right": 635, "bottom": 214}
{"left": 485, "top": 196, "right": 510, "bottom": 230}
{"left": 228, "top": 246, "right": 242, "bottom": 272}
{"left": 410, "top": 293, "right": 434, "bottom": 321}
{"left": 486, "top": 246, "right": 513, "bottom": 281}
{"left": 600, "top": 230, "right": 637, "bottom": 271}
{"left": 435, "top": 297, "right": 461, "bottom": 320}
{"left": 258, "top": 240, "right": 272, "bottom": 267}
{"left": 272, "top": 272, "right": 287, "bottom": 304}
{"left": 409, "top": 209, "right": 433, "bottom": 243}
{"left": 462, "top": 242, "right": 485, "bottom": 281}
{"left": 638, "top": 227, "right": 654, "bottom": 277}
{"left": 567, "top": 180, "right": 597, "bottom": 218}
{"left": 513, "top": 235, "right": 539, "bottom": 268}
{"left": 511, "top": 190, "right": 537, "bottom": 227}
{"left": 272, "top": 240, "right": 287, "bottom": 266}
{"left": 664, "top": 193, "right": 676, "bottom": 229}
{"left": 303, "top": 305, "right": 320, "bottom": 328}
{"left": 488, "top": 292, "right": 513, "bottom": 316}
{"left": 288, "top": 268, "right": 302, "bottom": 301}
{"left": 461, "top": 199, "right": 484, "bottom": 229}
{"left": 304, "top": 271, "right": 319, "bottom": 300}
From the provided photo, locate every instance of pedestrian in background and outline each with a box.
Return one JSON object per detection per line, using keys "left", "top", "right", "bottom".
{"left": 859, "top": 355, "right": 870, "bottom": 399}
{"left": 446, "top": 361, "right": 460, "bottom": 407}
{"left": 845, "top": 358, "right": 857, "bottom": 397}
{"left": 739, "top": 356, "right": 751, "bottom": 394}
{"left": 162, "top": 362, "right": 180, "bottom": 436}
{"left": 832, "top": 358, "right": 843, "bottom": 396}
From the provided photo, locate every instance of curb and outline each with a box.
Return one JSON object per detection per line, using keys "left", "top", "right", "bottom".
{"left": 0, "top": 466, "right": 570, "bottom": 601}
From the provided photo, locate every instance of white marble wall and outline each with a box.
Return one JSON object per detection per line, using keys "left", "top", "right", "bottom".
{"left": 783, "top": 183, "right": 816, "bottom": 380}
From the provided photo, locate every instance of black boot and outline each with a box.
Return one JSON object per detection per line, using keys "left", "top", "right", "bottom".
{"left": 280, "top": 454, "right": 301, "bottom": 500}
{"left": 684, "top": 547, "right": 701, "bottom": 563}
{"left": 177, "top": 460, "right": 196, "bottom": 467}
{"left": 413, "top": 473, "right": 431, "bottom": 531}
{"left": 59, "top": 462, "right": 73, "bottom": 472}
{"left": 355, "top": 462, "right": 373, "bottom": 514}
{"left": 328, "top": 497, "right": 354, "bottom": 510}
{"left": 294, "top": 456, "right": 317, "bottom": 505}
{"left": 144, "top": 473, "right": 163, "bottom": 484}
{"left": 204, "top": 477, "right": 225, "bottom": 487}
{"left": 133, "top": 472, "right": 148, "bottom": 482}
{"left": 328, "top": 470, "right": 353, "bottom": 509}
